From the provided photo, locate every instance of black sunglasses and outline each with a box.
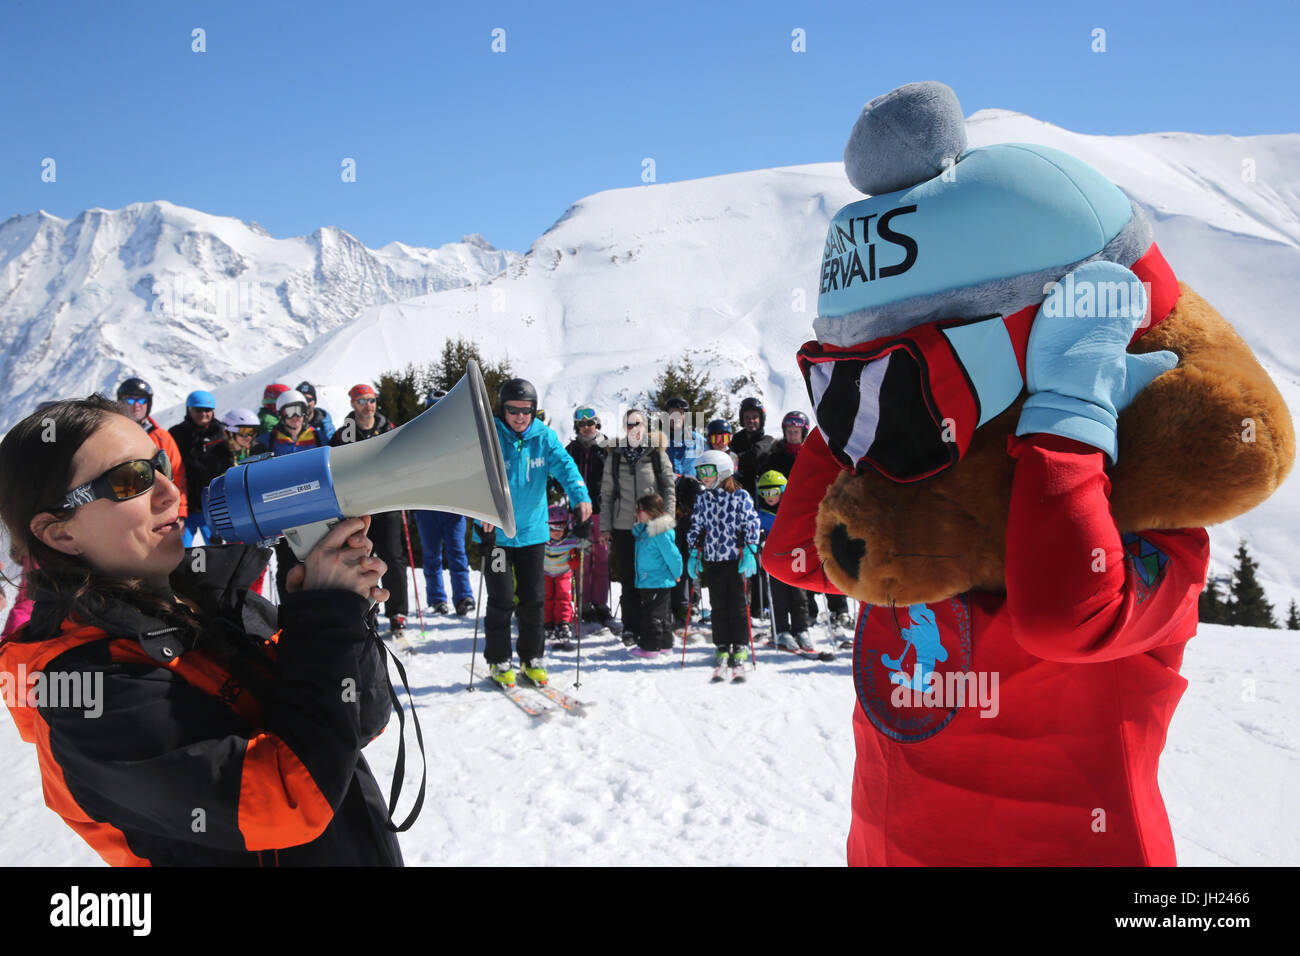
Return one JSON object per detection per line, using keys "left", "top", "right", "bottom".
{"left": 55, "top": 449, "right": 172, "bottom": 512}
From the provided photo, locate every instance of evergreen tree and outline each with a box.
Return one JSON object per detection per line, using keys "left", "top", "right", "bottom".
{"left": 1226, "top": 540, "right": 1277, "bottom": 628}
{"left": 651, "top": 352, "right": 731, "bottom": 425}
{"left": 1198, "top": 574, "right": 1230, "bottom": 625}
{"left": 429, "top": 337, "right": 513, "bottom": 412}
{"left": 1286, "top": 599, "right": 1299, "bottom": 631}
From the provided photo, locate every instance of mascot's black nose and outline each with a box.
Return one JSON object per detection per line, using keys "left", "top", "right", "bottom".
{"left": 830, "top": 523, "right": 867, "bottom": 580}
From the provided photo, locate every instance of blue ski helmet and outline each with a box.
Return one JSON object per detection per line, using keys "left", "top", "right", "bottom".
{"left": 186, "top": 390, "right": 216, "bottom": 410}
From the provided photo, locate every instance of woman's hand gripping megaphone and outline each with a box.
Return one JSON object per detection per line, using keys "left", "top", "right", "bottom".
{"left": 285, "top": 514, "right": 389, "bottom": 605}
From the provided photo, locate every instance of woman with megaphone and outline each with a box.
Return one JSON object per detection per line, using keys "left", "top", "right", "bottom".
{"left": 0, "top": 396, "right": 403, "bottom": 866}
{"left": 475, "top": 379, "right": 591, "bottom": 689}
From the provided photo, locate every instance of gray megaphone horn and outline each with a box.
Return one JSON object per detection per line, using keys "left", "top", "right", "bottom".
{"left": 204, "top": 360, "right": 516, "bottom": 558}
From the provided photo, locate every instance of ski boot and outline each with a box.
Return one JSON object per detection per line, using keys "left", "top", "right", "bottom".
{"left": 795, "top": 631, "right": 816, "bottom": 653}
{"left": 775, "top": 631, "right": 799, "bottom": 652}
{"left": 521, "top": 658, "right": 549, "bottom": 686}
{"left": 431, "top": 601, "right": 452, "bottom": 615}
{"left": 390, "top": 614, "right": 406, "bottom": 633}
{"left": 455, "top": 597, "right": 475, "bottom": 616}
{"left": 729, "top": 644, "right": 750, "bottom": 682}
{"left": 489, "top": 661, "right": 516, "bottom": 688}
{"left": 551, "top": 623, "right": 575, "bottom": 652}
{"left": 710, "top": 647, "right": 730, "bottom": 683}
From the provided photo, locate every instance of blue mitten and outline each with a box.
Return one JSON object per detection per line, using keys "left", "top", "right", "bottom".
{"left": 688, "top": 550, "right": 703, "bottom": 579}
{"left": 738, "top": 543, "right": 759, "bottom": 578}
{"left": 1016, "top": 261, "right": 1178, "bottom": 462}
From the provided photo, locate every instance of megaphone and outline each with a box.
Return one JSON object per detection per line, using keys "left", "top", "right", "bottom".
{"left": 204, "top": 360, "right": 515, "bottom": 558}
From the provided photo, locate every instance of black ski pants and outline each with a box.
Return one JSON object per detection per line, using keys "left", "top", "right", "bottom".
{"left": 770, "top": 575, "right": 809, "bottom": 635}
{"left": 704, "top": 559, "right": 749, "bottom": 649}
{"left": 638, "top": 588, "right": 673, "bottom": 651}
{"left": 484, "top": 542, "right": 546, "bottom": 665}
{"left": 610, "top": 528, "right": 641, "bottom": 637}
{"left": 369, "top": 511, "right": 410, "bottom": 619}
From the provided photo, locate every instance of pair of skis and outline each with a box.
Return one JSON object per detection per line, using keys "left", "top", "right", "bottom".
{"left": 465, "top": 664, "right": 590, "bottom": 720}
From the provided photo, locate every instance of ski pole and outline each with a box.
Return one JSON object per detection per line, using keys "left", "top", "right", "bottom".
{"left": 467, "top": 545, "right": 487, "bottom": 692}
{"left": 574, "top": 541, "right": 585, "bottom": 689}
{"left": 741, "top": 572, "right": 757, "bottom": 671}
{"left": 764, "top": 567, "right": 780, "bottom": 650}
{"left": 680, "top": 572, "right": 693, "bottom": 669}
{"left": 400, "top": 511, "right": 425, "bottom": 637}
{"left": 738, "top": 531, "right": 757, "bottom": 670}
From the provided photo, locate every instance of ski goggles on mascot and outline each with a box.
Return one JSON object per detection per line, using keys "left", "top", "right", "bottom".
{"left": 798, "top": 245, "right": 1178, "bottom": 484}
{"left": 797, "top": 307, "right": 1034, "bottom": 482}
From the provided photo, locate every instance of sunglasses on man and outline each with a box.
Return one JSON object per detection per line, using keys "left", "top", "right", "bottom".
{"left": 54, "top": 449, "right": 173, "bottom": 512}
{"left": 121, "top": 396, "right": 149, "bottom": 406}
{"left": 503, "top": 403, "right": 532, "bottom": 416}
{"left": 353, "top": 397, "right": 377, "bottom": 406}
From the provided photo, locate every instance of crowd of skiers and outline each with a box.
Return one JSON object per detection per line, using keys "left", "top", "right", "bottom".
{"left": 1, "top": 374, "right": 851, "bottom": 686}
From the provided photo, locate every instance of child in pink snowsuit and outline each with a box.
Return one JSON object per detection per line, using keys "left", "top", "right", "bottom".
{"left": 543, "top": 506, "right": 588, "bottom": 643}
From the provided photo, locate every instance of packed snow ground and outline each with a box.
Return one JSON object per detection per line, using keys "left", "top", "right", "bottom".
{"left": 1, "top": 571, "right": 1295, "bottom": 867}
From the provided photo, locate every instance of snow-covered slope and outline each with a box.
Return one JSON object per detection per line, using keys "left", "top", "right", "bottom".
{"left": 0, "top": 583, "right": 1293, "bottom": 866}
{"left": 0, "top": 201, "right": 519, "bottom": 429}
{"left": 233, "top": 113, "right": 1300, "bottom": 610}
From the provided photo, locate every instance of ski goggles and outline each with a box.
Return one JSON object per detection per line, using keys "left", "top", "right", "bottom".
{"left": 758, "top": 486, "right": 783, "bottom": 500}
{"left": 797, "top": 305, "right": 1037, "bottom": 482}
{"left": 574, "top": 407, "right": 598, "bottom": 422}
{"left": 54, "top": 448, "right": 173, "bottom": 512}
{"left": 231, "top": 425, "right": 258, "bottom": 438}
{"left": 279, "top": 403, "right": 308, "bottom": 419}
{"left": 695, "top": 463, "right": 719, "bottom": 479}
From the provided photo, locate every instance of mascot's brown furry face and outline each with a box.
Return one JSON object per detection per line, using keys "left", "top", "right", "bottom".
{"left": 816, "top": 282, "right": 1294, "bottom": 607}
{"left": 765, "top": 82, "right": 1294, "bottom": 866}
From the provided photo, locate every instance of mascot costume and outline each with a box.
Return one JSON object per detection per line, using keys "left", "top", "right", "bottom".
{"left": 765, "top": 82, "right": 1294, "bottom": 866}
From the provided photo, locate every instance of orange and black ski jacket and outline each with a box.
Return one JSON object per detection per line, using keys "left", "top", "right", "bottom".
{"left": 0, "top": 544, "right": 402, "bottom": 866}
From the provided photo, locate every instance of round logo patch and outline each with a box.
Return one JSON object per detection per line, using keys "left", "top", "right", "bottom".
{"left": 852, "top": 597, "right": 973, "bottom": 743}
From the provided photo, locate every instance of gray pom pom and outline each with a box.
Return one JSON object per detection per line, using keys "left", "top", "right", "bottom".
{"left": 843, "top": 82, "right": 968, "bottom": 196}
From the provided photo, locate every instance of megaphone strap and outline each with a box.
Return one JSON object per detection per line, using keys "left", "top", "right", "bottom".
{"left": 376, "top": 633, "right": 427, "bottom": 833}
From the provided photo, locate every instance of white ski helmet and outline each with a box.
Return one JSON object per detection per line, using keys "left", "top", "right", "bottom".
{"left": 695, "top": 449, "right": 734, "bottom": 482}
{"left": 221, "top": 407, "right": 260, "bottom": 430}
{"left": 276, "top": 389, "right": 309, "bottom": 417}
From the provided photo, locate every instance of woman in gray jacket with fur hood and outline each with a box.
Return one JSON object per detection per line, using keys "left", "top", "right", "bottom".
{"left": 600, "top": 408, "right": 675, "bottom": 645}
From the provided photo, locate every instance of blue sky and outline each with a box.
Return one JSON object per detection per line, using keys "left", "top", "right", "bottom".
{"left": 2, "top": 0, "right": 1296, "bottom": 254}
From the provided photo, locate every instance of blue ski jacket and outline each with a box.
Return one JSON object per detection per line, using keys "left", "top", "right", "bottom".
{"left": 633, "top": 515, "right": 683, "bottom": 589}
{"left": 489, "top": 417, "right": 591, "bottom": 548}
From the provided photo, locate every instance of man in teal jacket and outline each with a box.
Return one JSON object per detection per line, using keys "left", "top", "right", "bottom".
{"left": 478, "top": 379, "right": 591, "bottom": 687}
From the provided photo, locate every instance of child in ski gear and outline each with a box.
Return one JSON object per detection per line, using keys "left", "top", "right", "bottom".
{"left": 543, "top": 504, "right": 588, "bottom": 647}
{"left": 630, "top": 493, "right": 682, "bottom": 656}
{"left": 478, "top": 378, "right": 592, "bottom": 687}
{"left": 687, "top": 450, "right": 761, "bottom": 671}
{"left": 756, "top": 470, "right": 812, "bottom": 651}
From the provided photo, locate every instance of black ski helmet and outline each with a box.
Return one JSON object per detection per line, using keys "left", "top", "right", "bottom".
{"left": 295, "top": 381, "right": 317, "bottom": 402}
{"left": 497, "top": 378, "right": 538, "bottom": 420}
{"left": 739, "top": 396, "right": 766, "bottom": 430}
{"left": 663, "top": 396, "right": 689, "bottom": 413}
{"left": 116, "top": 376, "right": 153, "bottom": 415}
